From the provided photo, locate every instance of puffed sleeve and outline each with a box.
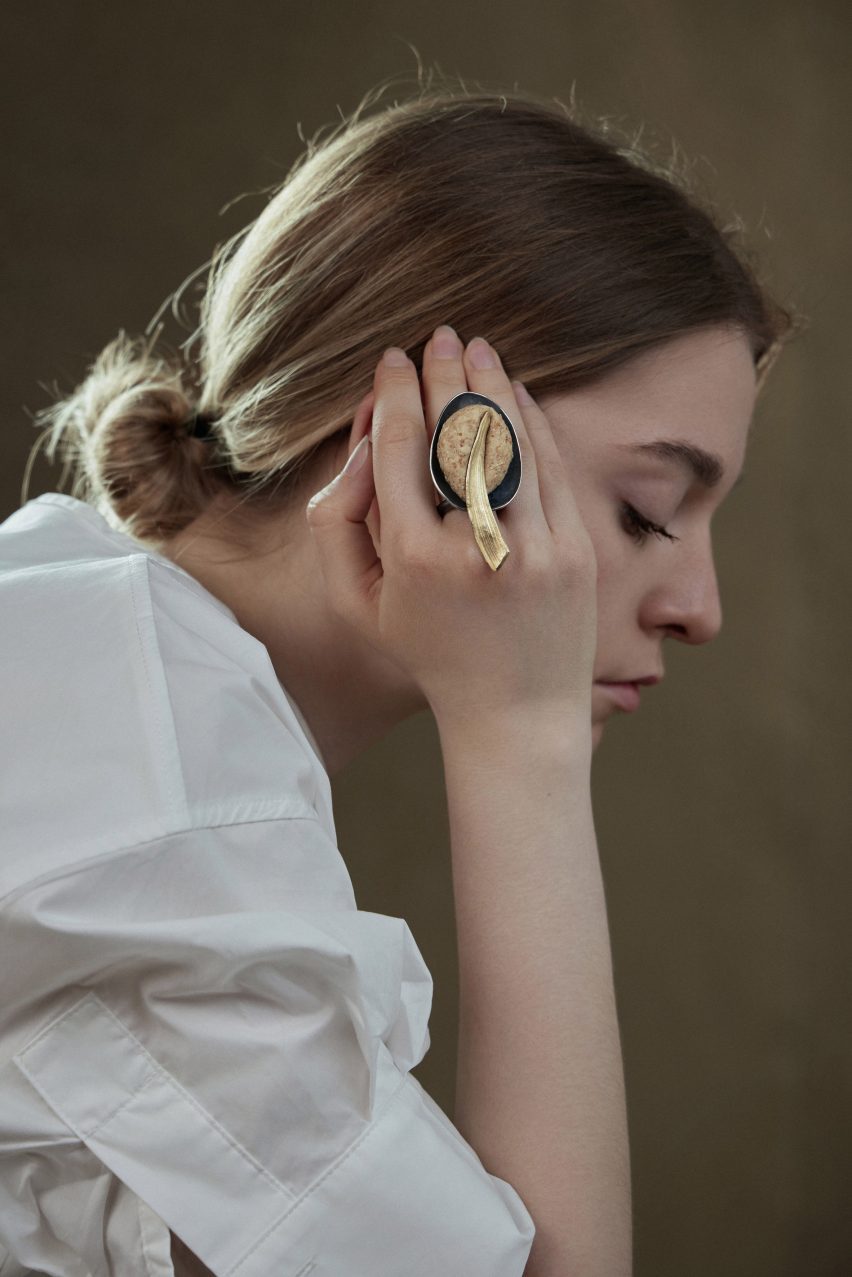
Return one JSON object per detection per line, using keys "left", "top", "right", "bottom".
{"left": 0, "top": 816, "right": 535, "bottom": 1276}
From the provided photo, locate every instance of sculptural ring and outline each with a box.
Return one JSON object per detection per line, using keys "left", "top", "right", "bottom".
{"left": 428, "top": 391, "right": 523, "bottom": 572}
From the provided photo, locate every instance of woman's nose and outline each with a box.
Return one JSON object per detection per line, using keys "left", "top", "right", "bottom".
{"left": 650, "top": 535, "right": 724, "bottom": 646}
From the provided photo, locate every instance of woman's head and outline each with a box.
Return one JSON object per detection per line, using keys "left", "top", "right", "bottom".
{"left": 530, "top": 321, "right": 757, "bottom": 746}
{"left": 29, "top": 80, "right": 795, "bottom": 554}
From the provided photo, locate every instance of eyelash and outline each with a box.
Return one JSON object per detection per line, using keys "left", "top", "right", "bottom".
{"left": 620, "top": 502, "right": 680, "bottom": 545}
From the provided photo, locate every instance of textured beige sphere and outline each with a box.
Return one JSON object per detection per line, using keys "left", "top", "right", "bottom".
{"left": 435, "top": 405, "right": 513, "bottom": 502}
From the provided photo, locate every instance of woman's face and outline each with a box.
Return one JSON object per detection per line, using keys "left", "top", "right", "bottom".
{"left": 536, "top": 325, "right": 758, "bottom": 749}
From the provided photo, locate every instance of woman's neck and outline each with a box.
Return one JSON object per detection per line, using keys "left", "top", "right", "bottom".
{"left": 160, "top": 496, "right": 427, "bottom": 778}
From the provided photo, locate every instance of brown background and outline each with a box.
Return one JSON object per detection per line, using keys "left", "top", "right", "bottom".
{"left": 3, "top": 2, "right": 850, "bottom": 1273}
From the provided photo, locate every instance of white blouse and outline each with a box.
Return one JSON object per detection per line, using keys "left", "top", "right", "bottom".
{"left": 0, "top": 493, "right": 535, "bottom": 1276}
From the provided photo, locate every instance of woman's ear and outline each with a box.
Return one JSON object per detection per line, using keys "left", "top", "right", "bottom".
{"left": 348, "top": 390, "right": 381, "bottom": 554}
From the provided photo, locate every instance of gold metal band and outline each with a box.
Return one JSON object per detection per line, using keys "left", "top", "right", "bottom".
{"left": 463, "top": 408, "right": 510, "bottom": 571}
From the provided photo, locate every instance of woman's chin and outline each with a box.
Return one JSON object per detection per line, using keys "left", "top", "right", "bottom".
{"left": 592, "top": 719, "right": 605, "bottom": 750}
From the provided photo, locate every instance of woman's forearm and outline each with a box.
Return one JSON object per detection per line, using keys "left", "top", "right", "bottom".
{"left": 436, "top": 710, "right": 632, "bottom": 1277}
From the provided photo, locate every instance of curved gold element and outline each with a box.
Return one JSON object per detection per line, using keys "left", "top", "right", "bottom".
{"left": 465, "top": 409, "right": 510, "bottom": 571}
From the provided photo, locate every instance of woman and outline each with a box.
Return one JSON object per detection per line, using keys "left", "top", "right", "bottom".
{"left": 0, "top": 83, "right": 794, "bottom": 1276}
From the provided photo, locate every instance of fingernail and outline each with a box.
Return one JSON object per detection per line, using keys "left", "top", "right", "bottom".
{"left": 513, "top": 379, "right": 533, "bottom": 406}
{"left": 342, "top": 434, "right": 371, "bottom": 476}
{"left": 383, "top": 347, "right": 409, "bottom": 367}
{"left": 433, "top": 325, "right": 461, "bottom": 358}
{"left": 467, "top": 337, "right": 496, "bottom": 369}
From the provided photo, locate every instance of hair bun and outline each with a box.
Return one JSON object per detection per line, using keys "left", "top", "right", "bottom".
{"left": 26, "top": 330, "right": 224, "bottom": 546}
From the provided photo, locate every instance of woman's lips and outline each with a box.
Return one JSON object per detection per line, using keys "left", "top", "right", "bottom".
{"left": 595, "top": 681, "right": 641, "bottom": 712}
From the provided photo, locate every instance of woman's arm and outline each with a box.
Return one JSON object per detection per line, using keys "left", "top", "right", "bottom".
{"left": 437, "top": 709, "right": 632, "bottom": 1277}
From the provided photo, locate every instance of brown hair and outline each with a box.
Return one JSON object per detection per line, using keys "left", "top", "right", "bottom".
{"left": 24, "top": 74, "right": 799, "bottom": 551}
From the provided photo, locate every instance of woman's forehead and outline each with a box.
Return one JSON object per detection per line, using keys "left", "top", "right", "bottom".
{"left": 539, "top": 329, "right": 756, "bottom": 467}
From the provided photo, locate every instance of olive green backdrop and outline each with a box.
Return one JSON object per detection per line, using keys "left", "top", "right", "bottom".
{"left": 3, "top": 2, "right": 849, "bottom": 1273}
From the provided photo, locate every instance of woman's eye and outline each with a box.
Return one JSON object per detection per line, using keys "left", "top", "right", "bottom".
{"left": 620, "top": 502, "right": 680, "bottom": 545}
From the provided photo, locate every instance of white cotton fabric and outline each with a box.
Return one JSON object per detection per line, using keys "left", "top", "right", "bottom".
{"left": 0, "top": 493, "right": 535, "bottom": 1276}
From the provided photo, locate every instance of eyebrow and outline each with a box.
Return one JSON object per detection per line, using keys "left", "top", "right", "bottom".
{"left": 614, "top": 440, "right": 745, "bottom": 489}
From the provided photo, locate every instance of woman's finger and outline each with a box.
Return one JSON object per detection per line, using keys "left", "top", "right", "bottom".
{"left": 370, "top": 349, "right": 443, "bottom": 553}
{"left": 421, "top": 326, "right": 468, "bottom": 447}
{"left": 304, "top": 391, "right": 382, "bottom": 638}
{"left": 510, "top": 381, "right": 586, "bottom": 540}
{"left": 459, "top": 338, "right": 548, "bottom": 538}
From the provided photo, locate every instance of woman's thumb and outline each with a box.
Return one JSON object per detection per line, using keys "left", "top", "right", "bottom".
{"left": 305, "top": 415, "right": 380, "bottom": 631}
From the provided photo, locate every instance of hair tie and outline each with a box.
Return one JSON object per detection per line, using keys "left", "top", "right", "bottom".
{"left": 185, "top": 411, "right": 216, "bottom": 441}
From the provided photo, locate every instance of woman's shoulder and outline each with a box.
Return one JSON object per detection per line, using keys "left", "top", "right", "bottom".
{"left": 0, "top": 492, "right": 334, "bottom": 896}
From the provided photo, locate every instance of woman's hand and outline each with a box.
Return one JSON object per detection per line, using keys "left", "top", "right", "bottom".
{"left": 305, "top": 327, "right": 598, "bottom": 732}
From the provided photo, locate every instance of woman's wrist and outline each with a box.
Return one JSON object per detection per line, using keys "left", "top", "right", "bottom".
{"left": 433, "top": 698, "right": 594, "bottom": 768}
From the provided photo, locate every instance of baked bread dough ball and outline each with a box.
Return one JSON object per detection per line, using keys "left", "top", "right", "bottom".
{"left": 436, "top": 405, "right": 513, "bottom": 503}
